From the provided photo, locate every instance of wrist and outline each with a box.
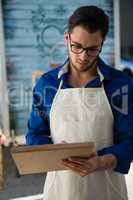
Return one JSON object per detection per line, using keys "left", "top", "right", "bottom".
{"left": 99, "top": 154, "right": 117, "bottom": 170}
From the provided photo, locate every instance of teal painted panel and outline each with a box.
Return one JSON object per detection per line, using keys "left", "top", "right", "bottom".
{"left": 2, "top": 0, "right": 114, "bottom": 136}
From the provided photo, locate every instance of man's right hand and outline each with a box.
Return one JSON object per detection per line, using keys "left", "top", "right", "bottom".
{"left": 0, "top": 134, "right": 6, "bottom": 145}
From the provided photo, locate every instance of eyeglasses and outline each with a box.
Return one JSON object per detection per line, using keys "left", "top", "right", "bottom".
{"left": 69, "top": 34, "right": 102, "bottom": 57}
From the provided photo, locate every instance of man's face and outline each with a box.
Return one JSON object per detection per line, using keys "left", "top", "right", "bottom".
{"left": 64, "top": 26, "right": 103, "bottom": 73}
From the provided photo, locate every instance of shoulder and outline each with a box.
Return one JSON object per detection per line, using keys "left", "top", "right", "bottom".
{"left": 111, "top": 68, "right": 133, "bottom": 95}
{"left": 108, "top": 65, "right": 133, "bottom": 98}
{"left": 109, "top": 66, "right": 129, "bottom": 84}
{"left": 34, "top": 66, "right": 62, "bottom": 91}
{"left": 98, "top": 58, "right": 133, "bottom": 99}
{"left": 99, "top": 58, "right": 132, "bottom": 88}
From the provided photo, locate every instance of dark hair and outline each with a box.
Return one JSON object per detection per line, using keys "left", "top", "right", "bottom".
{"left": 68, "top": 6, "right": 109, "bottom": 40}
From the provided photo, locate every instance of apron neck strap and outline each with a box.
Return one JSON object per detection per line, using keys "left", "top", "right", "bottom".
{"left": 97, "top": 67, "right": 104, "bottom": 83}
{"left": 58, "top": 66, "right": 104, "bottom": 90}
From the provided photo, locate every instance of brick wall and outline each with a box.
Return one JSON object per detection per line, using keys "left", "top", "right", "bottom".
{"left": 2, "top": 0, "right": 114, "bottom": 139}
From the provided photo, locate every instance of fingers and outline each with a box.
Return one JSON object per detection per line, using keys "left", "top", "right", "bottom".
{"left": 61, "top": 159, "right": 89, "bottom": 177}
{"left": 64, "top": 165, "right": 87, "bottom": 177}
{"left": 67, "top": 157, "right": 87, "bottom": 165}
{"left": 0, "top": 134, "right": 6, "bottom": 145}
{"left": 61, "top": 140, "right": 67, "bottom": 144}
{"left": 61, "top": 155, "right": 100, "bottom": 177}
{"left": 70, "top": 152, "right": 97, "bottom": 161}
{"left": 67, "top": 152, "right": 97, "bottom": 164}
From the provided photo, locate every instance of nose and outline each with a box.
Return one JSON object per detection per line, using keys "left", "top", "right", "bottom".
{"left": 79, "top": 50, "right": 88, "bottom": 61}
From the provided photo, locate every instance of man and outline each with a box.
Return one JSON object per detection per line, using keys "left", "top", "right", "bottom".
{"left": 26, "top": 6, "right": 133, "bottom": 200}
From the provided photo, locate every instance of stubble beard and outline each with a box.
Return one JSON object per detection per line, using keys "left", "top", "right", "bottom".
{"left": 69, "top": 57, "right": 97, "bottom": 73}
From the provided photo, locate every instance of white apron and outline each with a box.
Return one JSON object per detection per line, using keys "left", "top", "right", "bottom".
{"left": 43, "top": 72, "right": 128, "bottom": 200}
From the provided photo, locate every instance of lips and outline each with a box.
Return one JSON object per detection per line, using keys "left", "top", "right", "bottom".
{"left": 78, "top": 61, "right": 89, "bottom": 66}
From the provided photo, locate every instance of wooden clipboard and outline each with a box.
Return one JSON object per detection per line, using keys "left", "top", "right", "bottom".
{"left": 11, "top": 142, "right": 96, "bottom": 175}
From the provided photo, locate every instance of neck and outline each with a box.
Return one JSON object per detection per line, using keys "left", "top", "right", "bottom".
{"left": 68, "top": 61, "right": 98, "bottom": 87}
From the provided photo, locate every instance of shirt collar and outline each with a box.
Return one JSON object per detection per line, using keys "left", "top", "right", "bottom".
{"left": 97, "top": 57, "right": 112, "bottom": 80}
{"left": 58, "top": 58, "right": 69, "bottom": 79}
{"left": 58, "top": 57, "right": 112, "bottom": 81}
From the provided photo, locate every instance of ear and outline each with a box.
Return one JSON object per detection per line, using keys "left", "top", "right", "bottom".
{"left": 64, "top": 31, "right": 69, "bottom": 45}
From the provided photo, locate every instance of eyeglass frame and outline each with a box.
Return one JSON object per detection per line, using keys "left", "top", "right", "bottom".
{"left": 68, "top": 33, "right": 103, "bottom": 57}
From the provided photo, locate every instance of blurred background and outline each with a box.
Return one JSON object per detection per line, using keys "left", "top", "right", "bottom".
{"left": 0, "top": 0, "right": 133, "bottom": 199}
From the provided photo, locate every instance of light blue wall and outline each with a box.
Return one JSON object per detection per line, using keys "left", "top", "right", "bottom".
{"left": 2, "top": 0, "right": 114, "bottom": 136}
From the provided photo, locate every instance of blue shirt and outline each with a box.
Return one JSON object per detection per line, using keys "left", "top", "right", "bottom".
{"left": 26, "top": 57, "right": 133, "bottom": 174}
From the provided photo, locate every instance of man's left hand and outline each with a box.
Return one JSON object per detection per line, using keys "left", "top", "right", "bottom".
{"left": 62, "top": 154, "right": 117, "bottom": 177}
